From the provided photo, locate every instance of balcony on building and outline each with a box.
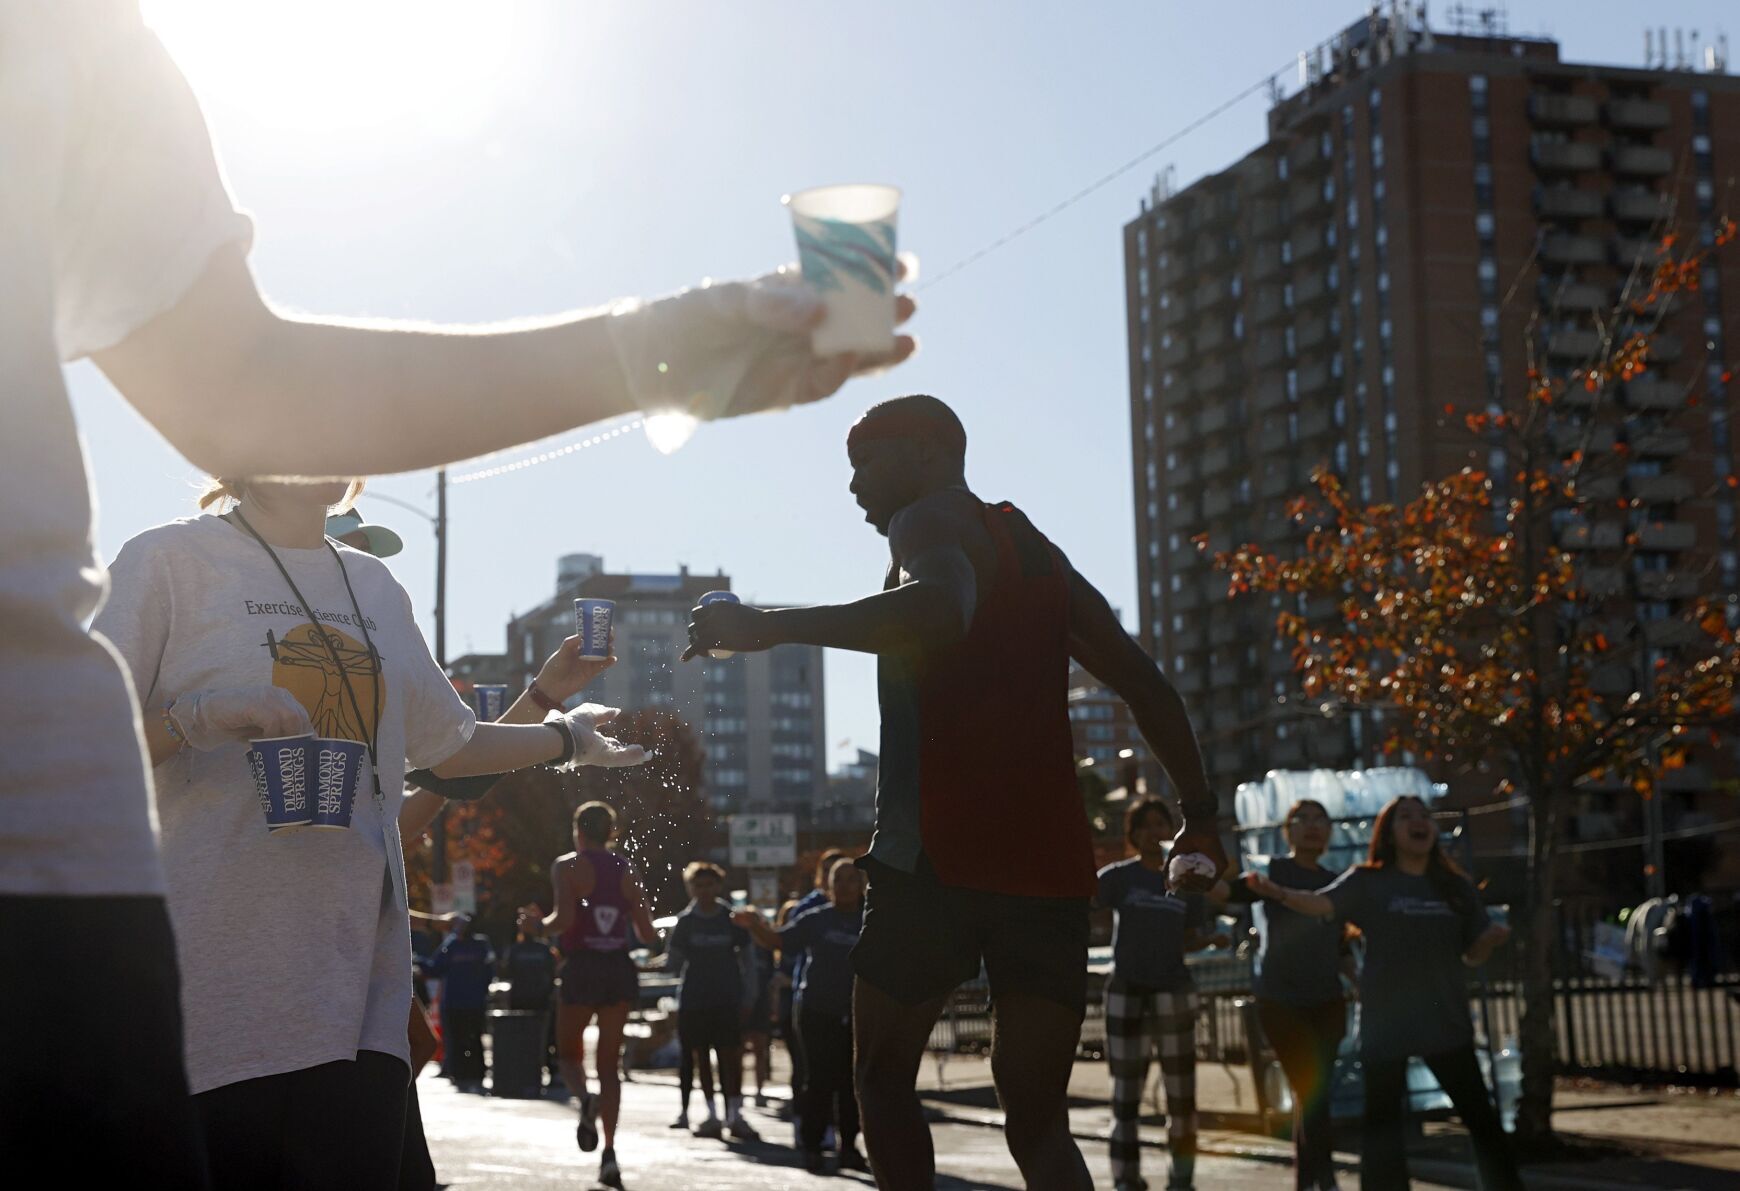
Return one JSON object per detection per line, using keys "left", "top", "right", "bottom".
{"left": 1308, "top": 724, "right": 1351, "bottom": 765}
{"left": 1629, "top": 426, "right": 1690, "bottom": 456}
{"left": 1660, "top": 763, "right": 1713, "bottom": 793}
{"left": 1200, "top": 443, "right": 1237, "bottom": 480}
{"left": 1160, "top": 375, "right": 1194, "bottom": 408}
{"left": 1534, "top": 186, "right": 1604, "bottom": 220}
{"left": 1169, "top": 540, "right": 1203, "bottom": 572}
{"left": 1296, "top": 404, "right": 1334, "bottom": 440}
{"left": 1257, "top": 419, "right": 1292, "bottom": 455}
{"left": 1576, "top": 564, "right": 1624, "bottom": 598}
{"left": 1196, "top": 358, "right": 1242, "bottom": 394}
{"left": 1210, "top": 660, "right": 1243, "bottom": 687}
{"left": 1270, "top": 735, "right": 1306, "bottom": 768}
{"left": 1195, "top": 275, "right": 1237, "bottom": 311}
{"left": 1172, "top": 585, "right": 1203, "bottom": 612}
{"left": 1559, "top": 381, "right": 1604, "bottom": 410}
{"left": 1168, "top": 415, "right": 1198, "bottom": 449}
{"left": 1289, "top": 135, "right": 1330, "bottom": 176}
{"left": 1634, "top": 569, "right": 1701, "bottom": 601}
{"left": 1202, "top": 485, "right": 1237, "bottom": 520}
{"left": 1558, "top": 519, "right": 1623, "bottom": 550}
{"left": 1160, "top": 337, "right": 1192, "bottom": 368}
{"left": 1248, "top": 200, "right": 1285, "bottom": 241}
{"left": 1552, "top": 421, "right": 1618, "bottom": 454}
{"left": 1636, "top": 521, "right": 1696, "bottom": 551}
{"left": 1605, "top": 98, "right": 1671, "bottom": 131}
{"left": 1253, "top": 286, "right": 1287, "bottom": 325}
{"left": 1589, "top": 661, "right": 1635, "bottom": 695}
{"left": 1197, "top": 401, "right": 1236, "bottom": 437}
{"left": 1540, "top": 232, "right": 1603, "bottom": 267}
{"left": 1626, "top": 473, "right": 1693, "bottom": 503}
{"left": 1610, "top": 187, "right": 1673, "bottom": 224}
{"left": 1252, "top": 244, "right": 1285, "bottom": 282}
{"left": 1289, "top": 180, "right": 1328, "bottom": 219}
{"left": 1170, "top": 493, "right": 1202, "bottom": 525}
{"left": 1612, "top": 236, "right": 1661, "bottom": 271}
{"left": 1240, "top": 153, "right": 1284, "bottom": 196}
{"left": 1528, "top": 92, "right": 1598, "bottom": 127}
{"left": 1290, "top": 223, "right": 1330, "bottom": 263}
{"left": 1544, "top": 280, "right": 1610, "bottom": 312}
{"left": 1296, "top": 361, "right": 1331, "bottom": 397}
{"left": 1610, "top": 144, "right": 1673, "bottom": 177}
{"left": 1212, "top": 745, "right": 1248, "bottom": 777}
{"left": 1173, "top": 668, "right": 1207, "bottom": 695}
{"left": 1643, "top": 618, "right": 1702, "bottom": 647}
{"left": 1194, "top": 237, "right": 1227, "bottom": 272}
{"left": 1166, "top": 458, "right": 1198, "bottom": 489}
{"left": 1547, "top": 327, "right": 1602, "bottom": 359}
{"left": 1193, "top": 322, "right": 1229, "bottom": 355}
{"left": 1259, "top": 465, "right": 1295, "bottom": 499}
{"left": 1572, "top": 473, "right": 1620, "bottom": 501}
{"left": 1255, "top": 374, "right": 1289, "bottom": 414}
{"left": 1260, "top": 515, "right": 1304, "bottom": 545}
{"left": 1644, "top": 333, "right": 1682, "bottom": 363}
{"left": 1209, "top": 615, "right": 1244, "bottom": 648}
{"left": 1160, "top": 299, "right": 1192, "bottom": 329}
{"left": 1253, "top": 334, "right": 1287, "bottom": 370}
{"left": 1295, "top": 316, "right": 1330, "bottom": 353}
{"left": 1301, "top": 593, "right": 1340, "bottom": 622}
{"left": 1624, "top": 377, "right": 1682, "bottom": 411}
{"left": 1293, "top": 269, "right": 1334, "bottom": 308}
{"left": 1531, "top": 139, "right": 1602, "bottom": 173}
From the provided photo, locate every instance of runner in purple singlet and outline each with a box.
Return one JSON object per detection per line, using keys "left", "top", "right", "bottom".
{"left": 519, "top": 801, "right": 654, "bottom": 1189}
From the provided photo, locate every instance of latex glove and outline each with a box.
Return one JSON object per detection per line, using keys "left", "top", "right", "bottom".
{"left": 167, "top": 686, "right": 313, "bottom": 750}
{"left": 548, "top": 704, "right": 649, "bottom": 769}
{"left": 606, "top": 268, "right": 917, "bottom": 427}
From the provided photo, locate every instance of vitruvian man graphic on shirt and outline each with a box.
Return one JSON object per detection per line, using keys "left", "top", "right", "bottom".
{"left": 262, "top": 624, "right": 384, "bottom": 742}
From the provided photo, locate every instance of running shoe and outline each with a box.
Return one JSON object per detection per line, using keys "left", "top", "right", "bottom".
{"left": 575, "top": 1091, "right": 599, "bottom": 1152}
{"left": 668, "top": 1112, "right": 690, "bottom": 1129}
{"left": 802, "top": 1149, "right": 828, "bottom": 1175}
{"left": 598, "top": 1147, "right": 622, "bottom": 1189}
{"left": 837, "top": 1146, "right": 870, "bottom": 1173}
{"left": 727, "top": 1115, "right": 760, "bottom": 1142}
{"left": 693, "top": 1116, "right": 724, "bottom": 1140}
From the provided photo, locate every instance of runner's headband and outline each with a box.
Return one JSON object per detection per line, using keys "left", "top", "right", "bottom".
{"left": 846, "top": 414, "right": 966, "bottom": 455}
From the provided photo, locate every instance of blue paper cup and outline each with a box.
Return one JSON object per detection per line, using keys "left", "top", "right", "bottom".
{"left": 575, "top": 598, "right": 615, "bottom": 660}
{"left": 311, "top": 738, "right": 368, "bottom": 830}
{"left": 472, "top": 684, "right": 510, "bottom": 721}
{"left": 247, "top": 734, "right": 315, "bottom": 832}
{"left": 697, "top": 590, "right": 741, "bottom": 659}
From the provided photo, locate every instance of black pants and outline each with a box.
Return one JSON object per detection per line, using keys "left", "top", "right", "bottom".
{"left": 1257, "top": 998, "right": 1346, "bottom": 1191}
{"left": 679, "top": 1004, "right": 742, "bottom": 1102}
{"left": 197, "top": 1050, "right": 409, "bottom": 1190}
{"left": 1361, "top": 1046, "right": 1523, "bottom": 1191}
{"left": 398, "top": 1079, "right": 437, "bottom": 1191}
{"left": 0, "top": 895, "right": 209, "bottom": 1190}
{"left": 445, "top": 1007, "right": 487, "bottom": 1084}
{"left": 797, "top": 1006, "right": 858, "bottom": 1153}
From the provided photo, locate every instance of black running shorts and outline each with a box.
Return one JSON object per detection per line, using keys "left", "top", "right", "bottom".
{"left": 559, "top": 950, "right": 639, "bottom": 1007}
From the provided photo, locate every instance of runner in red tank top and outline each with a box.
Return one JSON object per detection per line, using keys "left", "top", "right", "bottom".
{"left": 685, "top": 395, "right": 1226, "bottom": 1190}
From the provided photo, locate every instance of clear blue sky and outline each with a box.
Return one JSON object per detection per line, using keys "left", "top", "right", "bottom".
{"left": 75, "top": 1, "right": 1729, "bottom": 769}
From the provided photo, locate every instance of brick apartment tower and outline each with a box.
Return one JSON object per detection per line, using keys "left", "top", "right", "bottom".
{"left": 1123, "top": 6, "right": 1740, "bottom": 864}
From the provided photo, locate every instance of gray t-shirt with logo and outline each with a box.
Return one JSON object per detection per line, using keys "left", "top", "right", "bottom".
{"left": 1097, "top": 857, "right": 1207, "bottom": 992}
{"left": 1323, "top": 865, "right": 1489, "bottom": 1061}
{"left": 94, "top": 515, "right": 475, "bottom": 1092}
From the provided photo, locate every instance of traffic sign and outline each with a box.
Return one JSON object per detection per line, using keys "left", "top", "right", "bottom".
{"left": 728, "top": 813, "right": 797, "bottom": 868}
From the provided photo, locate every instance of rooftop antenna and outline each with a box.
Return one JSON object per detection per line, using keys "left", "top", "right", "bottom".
{"left": 1676, "top": 28, "right": 1686, "bottom": 69}
{"left": 1645, "top": 28, "right": 1654, "bottom": 67}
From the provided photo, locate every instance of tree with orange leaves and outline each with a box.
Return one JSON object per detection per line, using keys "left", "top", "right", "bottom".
{"left": 1207, "top": 218, "right": 1738, "bottom": 1143}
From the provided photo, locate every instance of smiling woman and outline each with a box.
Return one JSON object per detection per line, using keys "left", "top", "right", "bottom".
{"left": 140, "top": 0, "right": 520, "bottom": 137}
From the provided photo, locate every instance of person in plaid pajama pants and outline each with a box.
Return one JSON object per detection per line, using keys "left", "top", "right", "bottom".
{"left": 1098, "top": 799, "right": 1222, "bottom": 1191}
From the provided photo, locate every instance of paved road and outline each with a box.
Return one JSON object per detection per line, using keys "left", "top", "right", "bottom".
{"left": 417, "top": 1072, "right": 1402, "bottom": 1190}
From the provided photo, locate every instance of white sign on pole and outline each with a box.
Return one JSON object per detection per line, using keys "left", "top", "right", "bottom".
{"left": 749, "top": 870, "right": 780, "bottom": 907}
{"left": 728, "top": 813, "right": 797, "bottom": 868}
{"left": 451, "top": 861, "right": 477, "bottom": 914}
{"left": 431, "top": 882, "right": 455, "bottom": 916}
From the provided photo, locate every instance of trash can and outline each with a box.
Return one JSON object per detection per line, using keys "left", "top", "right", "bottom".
{"left": 487, "top": 1010, "right": 545, "bottom": 1098}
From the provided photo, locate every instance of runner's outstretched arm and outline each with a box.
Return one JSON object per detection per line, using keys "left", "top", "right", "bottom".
{"left": 683, "top": 503, "right": 975, "bottom": 659}
{"left": 1063, "top": 565, "right": 1226, "bottom": 873}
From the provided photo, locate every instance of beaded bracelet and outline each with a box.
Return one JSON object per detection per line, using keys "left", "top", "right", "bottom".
{"left": 162, "top": 705, "right": 188, "bottom": 750}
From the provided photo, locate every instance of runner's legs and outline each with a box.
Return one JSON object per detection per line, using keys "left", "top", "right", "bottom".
{"left": 992, "top": 992, "right": 1093, "bottom": 1190}
{"left": 853, "top": 978, "right": 948, "bottom": 1187}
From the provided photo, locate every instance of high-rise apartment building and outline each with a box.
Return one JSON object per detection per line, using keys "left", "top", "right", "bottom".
{"left": 503, "top": 555, "right": 826, "bottom": 818}
{"left": 1124, "top": 7, "right": 1739, "bottom": 828}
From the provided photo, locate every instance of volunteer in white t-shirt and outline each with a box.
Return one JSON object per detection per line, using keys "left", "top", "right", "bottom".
{"left": 1, "top": 4, "right": 913, "bottom": 1182}
{"left": 92, "top": 477, "right": 647, "bottom": 1186}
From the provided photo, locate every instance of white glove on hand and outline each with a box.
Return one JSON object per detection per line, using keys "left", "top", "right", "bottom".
{"left": 549, "top": 704, "right": 649, "bottom": 770}
{"left": 167, "top": 686, "right": 314, "bottom": 751}
{"left": 607, "top": 270, "right": 839, "bottom": 426}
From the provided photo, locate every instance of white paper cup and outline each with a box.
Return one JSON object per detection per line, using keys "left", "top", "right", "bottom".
{"left": 697, "top": 590, "right": 741, "bottom": 659}
{"left": 785, "top": 183, "right": 901, "bottom": 357}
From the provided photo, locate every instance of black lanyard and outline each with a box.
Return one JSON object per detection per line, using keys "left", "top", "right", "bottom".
{"left": 229, "top": 510, "right": 385, "bottom": 805}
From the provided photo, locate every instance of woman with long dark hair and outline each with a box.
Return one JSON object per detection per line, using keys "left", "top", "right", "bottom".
{"left": 1246, "top": 796, "right": 1520, "bottom": 1191}
{"left": 1223, "top": 799, "right": 1349, "bottom": 1191}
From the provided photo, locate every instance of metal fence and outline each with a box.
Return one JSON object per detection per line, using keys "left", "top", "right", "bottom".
{"left": 922, "top": 905, "right": 1740, "bottom": 1089}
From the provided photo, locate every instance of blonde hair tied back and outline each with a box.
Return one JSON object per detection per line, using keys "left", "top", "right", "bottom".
{"left": 196, "top": 478, "right": 366, "bottom": 514}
